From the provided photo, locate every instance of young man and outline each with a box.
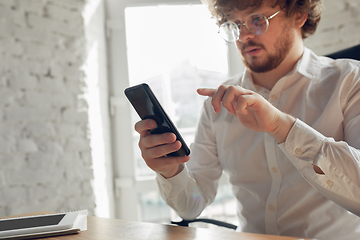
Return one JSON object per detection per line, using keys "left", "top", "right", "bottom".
{"left": 134, "top": 0, "right": 360, "bottom": 239}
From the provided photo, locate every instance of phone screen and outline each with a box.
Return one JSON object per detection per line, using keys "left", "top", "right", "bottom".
{"left": 0, "top": 214, "right": 65, "bottom": 232}
{"left": 125, "top": 84, "right": 190, "bottom": 156}
{"left": 125, "top": 85, "right": 164, "bottom": 123}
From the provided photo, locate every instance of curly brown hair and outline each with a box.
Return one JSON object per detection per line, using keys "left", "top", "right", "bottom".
{"left": 201, "top": 0, "right": 323, "bottom": 39}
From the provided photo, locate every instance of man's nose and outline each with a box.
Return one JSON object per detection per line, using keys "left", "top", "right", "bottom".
{"left": 238, "top": 25, "right": 255, "bottom": 43}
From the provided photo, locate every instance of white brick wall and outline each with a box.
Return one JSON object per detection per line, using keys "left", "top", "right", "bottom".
{"left": 305, "top": 0, "right": 360, "bottom": 55}
{"left": 0, "top": 0, "right": 96, "bottom": 217}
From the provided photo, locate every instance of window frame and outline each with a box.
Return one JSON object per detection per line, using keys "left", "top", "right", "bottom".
{"left": 105, "top": 0, "right": 243, "bottom": 221}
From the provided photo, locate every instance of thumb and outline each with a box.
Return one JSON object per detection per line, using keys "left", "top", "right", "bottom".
{"left": 236, "top": 94, "right": 259, "bottom": 115}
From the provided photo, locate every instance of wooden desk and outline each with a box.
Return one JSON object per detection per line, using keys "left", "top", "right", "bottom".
{"left": 44, "top": 216, "right": 308, "bottom": 240}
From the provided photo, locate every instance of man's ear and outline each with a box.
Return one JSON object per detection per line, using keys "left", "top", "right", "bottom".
{"left": 295, "top": 12, "right": 308, "bottom": 28}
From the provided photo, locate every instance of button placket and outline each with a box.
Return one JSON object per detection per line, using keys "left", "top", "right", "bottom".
{"left": 264, "top": 134, "right": 281, "bottom": 235}
{"left": 268, "top": 80, "right": 283, "bottom": 106}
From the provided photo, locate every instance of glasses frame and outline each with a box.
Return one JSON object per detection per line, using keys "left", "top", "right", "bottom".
{"left": 219, "top": 10, "right": 282, "bottom": 42}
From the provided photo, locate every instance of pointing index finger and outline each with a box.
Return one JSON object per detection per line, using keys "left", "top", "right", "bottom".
{"left": 198, "top": 87, "right": 225, "bottom": 113}
{"left": 197, "top": 88, "right": 216, "bottom": 97}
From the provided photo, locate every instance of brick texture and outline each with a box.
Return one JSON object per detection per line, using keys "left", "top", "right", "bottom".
{"left": 305, "top": 0, "right": 360, "bottom": 55}
{"left": 0, "top": 0, "right": 95, "bottom": 217}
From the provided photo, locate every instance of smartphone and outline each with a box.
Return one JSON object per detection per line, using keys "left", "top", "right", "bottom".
{"left": 124, "top": 83, "right": 190, "bottom": 157}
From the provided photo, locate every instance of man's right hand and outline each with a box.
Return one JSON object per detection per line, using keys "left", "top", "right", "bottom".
{"left": 134, "top": 119, "right": 190, "bottom": 178}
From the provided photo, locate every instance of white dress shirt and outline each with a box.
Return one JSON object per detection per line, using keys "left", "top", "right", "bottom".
{"left": 156, "top": 47, "right": 360, "bottom": 239}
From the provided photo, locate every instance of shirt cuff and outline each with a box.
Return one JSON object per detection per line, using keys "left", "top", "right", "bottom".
{"left": 282, "top": 118, "right": 325, "bottom": 163}
{"left": 156, "top": 164, "right": 189, "bottom": 196}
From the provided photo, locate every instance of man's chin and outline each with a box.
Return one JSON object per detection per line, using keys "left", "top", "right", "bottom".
{"left": 242, "top": 55, "right": 284, "bottom": 73}
{"left": 243, "top": 59, "right": 271, "bottom": 73}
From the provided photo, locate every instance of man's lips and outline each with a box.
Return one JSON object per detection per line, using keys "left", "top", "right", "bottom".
{"left": 244, "top": 46, "right": 261, "bottom": 53}
{"left": 242, "top": 46, "right": 262, "bottom": 56}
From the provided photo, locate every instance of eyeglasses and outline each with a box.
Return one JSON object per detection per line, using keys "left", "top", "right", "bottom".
{"left": 219, "top": 10, "right": 281, "bottom": 42}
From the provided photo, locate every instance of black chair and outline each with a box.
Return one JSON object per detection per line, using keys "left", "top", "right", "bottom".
{"left": 171, "top": 218, "right": 237, "bottom": 230}
{"left": 326, "top": 44, "right": 360, "bottom": 60}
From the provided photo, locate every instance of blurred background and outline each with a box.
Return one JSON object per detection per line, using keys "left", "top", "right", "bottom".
{"left": 0, "top": 0, "right": 359, "bottom": 228}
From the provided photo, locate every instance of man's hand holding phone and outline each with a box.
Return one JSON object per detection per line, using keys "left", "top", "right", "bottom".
{"left": 124, "top": 83, "right": 191, "bottom": 178}
{"left": 134, "top": 118, "right": 190, "bottom": 178}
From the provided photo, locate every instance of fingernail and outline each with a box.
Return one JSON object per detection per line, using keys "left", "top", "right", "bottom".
{"left": 167, "top": 133, "right": 175, "bottom": 141}
{"left": 149, "top": 120, "right": 156, "bottom": 128}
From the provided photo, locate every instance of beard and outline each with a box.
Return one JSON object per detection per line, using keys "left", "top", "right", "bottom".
{"left": 240, "top": 25, "right": 294, "bottom": 73}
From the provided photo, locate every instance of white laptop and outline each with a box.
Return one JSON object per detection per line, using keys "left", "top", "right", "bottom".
{"left": 0, "top": 210, "right": 87, "bottom": 239}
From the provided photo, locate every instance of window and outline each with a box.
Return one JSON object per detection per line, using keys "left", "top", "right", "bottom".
{"left": 107, "top": 0, "right": 242, "bottom": 226}
{"left": 125, "top": 4, "right": 228, "bottom": 178}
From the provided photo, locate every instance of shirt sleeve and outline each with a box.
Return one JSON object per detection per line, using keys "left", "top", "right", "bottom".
{"left": 279, "top": 118, "right": 360, "bottom": 216}
{"left": 156, "top": 99, "right": 223, "bottom": 220}
{"left": 156, "top": 165, "right": 206, "bottom": 220}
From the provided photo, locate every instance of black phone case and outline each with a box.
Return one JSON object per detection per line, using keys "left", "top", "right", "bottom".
{"left": 124, "top": 83, "right": 190, "bottom": 156}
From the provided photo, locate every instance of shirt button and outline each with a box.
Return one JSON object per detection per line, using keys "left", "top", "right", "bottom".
{"left": 326, "top": 180, "right": 334, "bottom": 187}
{"left": 294, "top": 148, "right": 302, "bottom": 156}
{"left": 271, "top": 167, "right": 278, "bottom": 173}
{"left": 268, "top": 205, "right": 276, "bottom": 212}
{"left": 163, "top": 185, "right": 170, "bottom": 191}
{"left": 269, "top": 95, "right": 279, "bottom": 102}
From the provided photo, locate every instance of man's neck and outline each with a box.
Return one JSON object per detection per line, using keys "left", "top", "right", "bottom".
{"left": 251, "top": 43, "right": 304, "bottom": 90}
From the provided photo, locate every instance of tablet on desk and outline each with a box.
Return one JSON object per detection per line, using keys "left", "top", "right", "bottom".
{"left": 0, "top": 211, "right": 81, "bottom": 239}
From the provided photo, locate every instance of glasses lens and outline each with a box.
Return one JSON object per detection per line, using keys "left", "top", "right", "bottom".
{"left": 246, "top": 14, "right": 268, "bottom": 35}
{"left": 219, "top": 22, "right": 240, "bottom": 42}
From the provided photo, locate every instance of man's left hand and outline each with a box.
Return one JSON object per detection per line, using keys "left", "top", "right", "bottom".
{"left": 197, "top": 85, "right": 295, "bottom": 143}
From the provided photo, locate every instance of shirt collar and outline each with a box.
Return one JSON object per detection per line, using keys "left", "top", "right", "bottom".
{"left": 294, "top": 47, "right": 321, "bottom": 81}
{"left": 240, "top": 70, "right": 271, "bottom": 98}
